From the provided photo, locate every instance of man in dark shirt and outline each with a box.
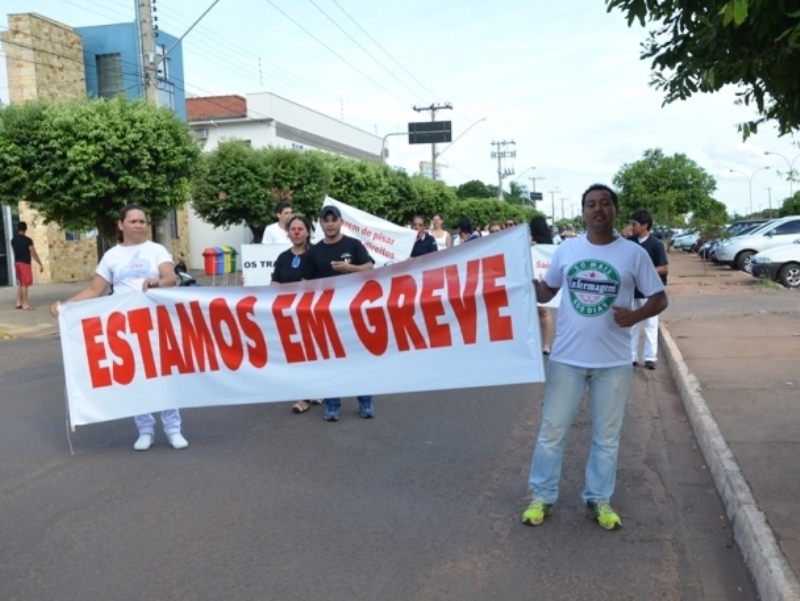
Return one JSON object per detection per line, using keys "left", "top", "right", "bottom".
{"left": 10, "top": 221, "right": 44, "bottom": 310}
{"left": 628, "top": 209, "right": 669, "bottom": 369}
{"left": 301, "top": 205, "right": 375, "bottom": 421}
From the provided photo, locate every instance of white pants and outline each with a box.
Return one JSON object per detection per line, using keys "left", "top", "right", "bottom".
{"left": 630, "top": 298, "right": 659, "bottom": 362}
{"left": 135, "top": 409, "right": 182, "bottom": 436}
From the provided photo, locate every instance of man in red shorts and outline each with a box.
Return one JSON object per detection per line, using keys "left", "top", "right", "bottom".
{"left": 11, "top": 222, "right": 44, "bottom": 310}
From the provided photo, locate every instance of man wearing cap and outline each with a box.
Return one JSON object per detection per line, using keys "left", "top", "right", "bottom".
{"left": 300, "top": 205, "right": 376, "bottom": 422}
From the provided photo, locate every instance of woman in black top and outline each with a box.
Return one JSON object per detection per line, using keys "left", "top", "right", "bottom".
{"left": 272, "top": 215, "right": 313, "bottom": 284}
{"left": 271, "top": 215, "right": 322, "bottom": 413}
{"left": 529, "top": 215, "right": 555, "bottom": 355}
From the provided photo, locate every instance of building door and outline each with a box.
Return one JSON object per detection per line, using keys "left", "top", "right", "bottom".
{"left": 1, "top": 204, "right": 19, "bottom": 287}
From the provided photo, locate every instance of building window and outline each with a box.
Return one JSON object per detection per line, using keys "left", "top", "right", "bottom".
{"left": 96, "top": 53, "right": 124, "bottom": 99}
{"left": 156, "top": 44, "right": 169, "bottom": 80}
{"left": 65, "top": 230, "right": 80, "bottom": 242}
{"left": 157, "top": 80, "right": 175, "bottom": 111}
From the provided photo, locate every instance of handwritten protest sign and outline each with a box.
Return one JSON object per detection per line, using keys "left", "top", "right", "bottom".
{"left": 58, "top": 227, "right": 543, "bottom": 427}
{"left": 241, "top": 243, "right": 291, "bottom": 286}
{"left": 312, "top": 197, "right": 416, "bottom": 265}
{"left": 530, "top": 244, "right": 561, "bottom": 308}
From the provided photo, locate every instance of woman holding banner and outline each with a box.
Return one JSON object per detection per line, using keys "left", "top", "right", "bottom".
{"left": 530, "top": 215, "right": 555, "bottom": 355}
{"left": 50, "top": 204, "right": 188, "bottom": 452}
{"left": 271, "top": 214, "right": 323, "bottom": 414}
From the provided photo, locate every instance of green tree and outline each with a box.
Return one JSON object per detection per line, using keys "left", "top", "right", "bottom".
{"left": 504, "top": 181, "right": 528, "bottom": 205}
{"left": 612, "top": 148, "right": 717, "bottom": 226}
{"left": 456, "top": 179, "right": 496, "bottom": 199}
{"left": 606, "top": 0, "right": 800, "bottom": 137}
{"left": 407, "top": 175, "right": 457, "bottom": 222}
{"left": 444, "top": 198, "right": 538, "bottom": 230}
{"left": 193, "top": 140, "right": 272, "bottom": 243}
{"left": 194, "top": 144, "right": 331, "bottom": 242}
{"left": 0, "top": 97, "right": 201, "bottom": 250}
{"left": 779, "top": 191, "right": 800, "bottom": 217}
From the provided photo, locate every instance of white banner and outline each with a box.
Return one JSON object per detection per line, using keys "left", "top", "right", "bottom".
{"left": 241, "top": 243, "right": 291, "bottom": 286}
{"left": 313, "top": 196, "right": 417, "bottom": 266}
{"left": 59, "top": 227, "right": 543, "bottom": 427}
{"left": 531, "top": 244, "right": 561, "bottom": 309}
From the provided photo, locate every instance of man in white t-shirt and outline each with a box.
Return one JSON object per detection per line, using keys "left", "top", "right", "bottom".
{"left": 262, "top": 201, "right": 293, "bottom": 244}
{"left": 522, "top": 183, "right": 668, "bottom": 531}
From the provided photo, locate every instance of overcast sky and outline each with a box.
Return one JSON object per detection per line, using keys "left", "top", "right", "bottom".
{"left": 2, "top": 0, "right": 799, "bottom": 219}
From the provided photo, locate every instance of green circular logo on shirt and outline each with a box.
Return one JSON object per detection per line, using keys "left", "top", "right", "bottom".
{"left": 566, "top": 260, "right": 621, "bottom": 316}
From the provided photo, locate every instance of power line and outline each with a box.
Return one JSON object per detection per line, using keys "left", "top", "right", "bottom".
{"left": 261, "top": 0, "right": 414, "bottom": 109}
{"left": 305, "top": 0, "right": 425, "bottom": 104}
{"left": 328, "top": 0, "right": 441, "bottom": 102}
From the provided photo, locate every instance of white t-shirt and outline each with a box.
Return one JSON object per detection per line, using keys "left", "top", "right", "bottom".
{"left": 96, "top": 241, "right": 173, "bottom": 294}
{"left": 263, "top": 222, "right": 290, "bottom": 244}
{"left": 544, "top": 235, "right": 665, "bottom": 368}
{"left": 430, "top": 230, "right": 449, "bottom": 251}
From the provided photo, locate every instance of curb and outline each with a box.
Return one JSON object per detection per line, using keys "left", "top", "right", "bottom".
{"left": 660, "top": 324, "right": 800, "bottom": 601}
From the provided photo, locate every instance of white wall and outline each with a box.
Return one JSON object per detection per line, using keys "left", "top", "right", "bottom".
{"left": 187, "top": 92, "right": 383, "bottom": 265}
{"left": 195, "top": 119, "right": 275, "bottom": 153}
{"left": 187, "top": 206, "right": 252, "bottom": 271}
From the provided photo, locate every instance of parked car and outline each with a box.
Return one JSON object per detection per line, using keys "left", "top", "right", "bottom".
{"left": 715, "top": 216, "right": 800, "bottom": 273}
{"left": 751, "top": 239, "right": 800, "bottom": 288}
{"left": 709, "top": 223, "right": 771, "bottom": 263}
{"left": 672, "top": 230, "right": 699, "bottom": 251}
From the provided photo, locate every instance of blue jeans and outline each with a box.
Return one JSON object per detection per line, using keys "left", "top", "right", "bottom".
{"left": 324, "top": 396, "right": 372, "bottom": 408}
{"left": 528, "top": 360, "right": 633, "bottom": 505}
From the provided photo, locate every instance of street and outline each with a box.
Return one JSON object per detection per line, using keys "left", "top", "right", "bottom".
{"left": 1, "top": 329, "right": 756, "bottom": 600}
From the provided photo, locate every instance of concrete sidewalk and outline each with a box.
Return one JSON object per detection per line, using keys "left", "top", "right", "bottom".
{"left": 1, "top": 256, "right": 799, "bottom": 598}
{"left": 660, "top": 252, "right": 800, "bottom": 600}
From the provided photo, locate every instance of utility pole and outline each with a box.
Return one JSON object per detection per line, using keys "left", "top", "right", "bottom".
{"left": 548, "top": 188, "right": 560, "bottom": 223}
{"left": 491, "top": 140, "right": 516, "bottom": 199}
{"left": 767, "top": 187, "right": 772, "bottom": 213}
{"left": 529, "top": 176, "right": 545, "bottom": 210}
{"left": 413, "top": 103, "right": 452, "bottom": 181}
{"left": 136, "top": 0, "right": 171, "bottom": 250}
{"left": 137, "top": 0, "right": 159, "bottom": 104}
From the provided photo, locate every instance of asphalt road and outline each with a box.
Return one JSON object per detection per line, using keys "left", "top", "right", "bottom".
{"left": 0, "top": 332, "right": 757, "bottom": 601}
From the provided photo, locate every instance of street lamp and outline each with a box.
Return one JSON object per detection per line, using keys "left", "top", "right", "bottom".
{"left": 513, "top": 166, "right": 536, "bottom": 182}
{"left": 729, "top": 167, "right": 769, "bottom": 215}
{"left": 764, "top": 150, "right": 800, "bottom": 197}
{"left": 435, "top": 117, "right": 488, "bottom": 160}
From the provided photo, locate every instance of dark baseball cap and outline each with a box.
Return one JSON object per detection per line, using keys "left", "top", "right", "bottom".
{"left": 320, "top": 205, "right": 342, "bottom": 219}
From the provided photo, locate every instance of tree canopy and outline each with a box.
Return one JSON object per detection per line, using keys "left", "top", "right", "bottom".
{"left": 193, "top": 142, "right": 331, "bottom": 243}
{"left": 456, "top": 179, "right": 497, "bottom": 199}
{"left": 779, "top": 191, "right": 800, "bottom": 217}
{"left": 612, "top": 148, "right": 718, "bottom": 225}
{"left": 0, "top": 97, "right": 201, "bottom": 246}
{"left": 606, "top": 0, "right": 800, "bottom": 137}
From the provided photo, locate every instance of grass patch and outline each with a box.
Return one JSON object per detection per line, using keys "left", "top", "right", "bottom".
{"left": 753, "top": 278, "right": 785, "bottom": 292}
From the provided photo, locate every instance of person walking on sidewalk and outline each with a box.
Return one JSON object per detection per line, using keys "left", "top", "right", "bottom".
{"left": 11, "top": 222, "right": 44, "bottom": 310}
{"left": 50, "top": 204, "right": 188, "bottom": 452}
{"left": 300, "top": 205, "right": 376, "bottom": 422}
{"left": 627, "top": 209, "right": 669, "bottom": 370}
{"left": 262, "top": 200, "right": 294, "bottom": 244}
{"left": 522, "top": 184, "right": 668, "bottom": 531}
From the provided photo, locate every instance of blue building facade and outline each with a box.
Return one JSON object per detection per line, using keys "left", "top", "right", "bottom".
{"left": 76, "top": 23, "right": 187, "bottom": 120}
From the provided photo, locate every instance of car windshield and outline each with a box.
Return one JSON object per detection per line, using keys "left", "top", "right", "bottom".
{"left": 742, "top": 219, "right": 779, "bottom": 236}
{"left": 734, "top": 224, "right": 764, "bottom": 237}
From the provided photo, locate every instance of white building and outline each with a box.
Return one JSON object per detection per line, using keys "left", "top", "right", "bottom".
{"left": 185, "top": 92, "right": 383, "bottom": 270}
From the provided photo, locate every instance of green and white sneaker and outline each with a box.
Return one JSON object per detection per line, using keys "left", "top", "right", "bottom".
{"left": 522, "top": 499, "right": 553, "bottom": 526}
{"left": 586, "top": 500, "right": 622, "bottom": 530}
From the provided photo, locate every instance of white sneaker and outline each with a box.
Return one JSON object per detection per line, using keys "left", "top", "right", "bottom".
{"left": 167, "top": 432, "right": 189, "bottom": 449}
{"left": 133, "top": 434, "right": 153, "bottom": 451}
